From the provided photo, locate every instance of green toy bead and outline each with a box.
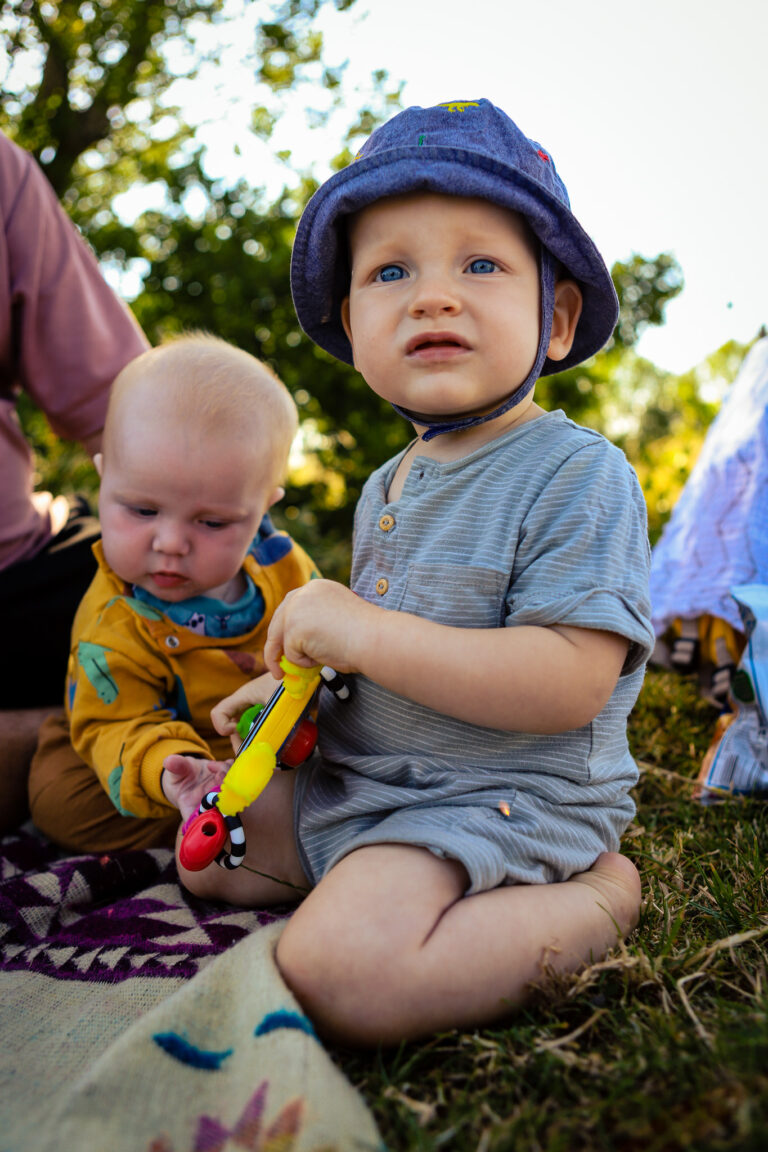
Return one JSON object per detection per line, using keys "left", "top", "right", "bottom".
{"left": 236, "top": 703, "right": 265, "bottom": 741}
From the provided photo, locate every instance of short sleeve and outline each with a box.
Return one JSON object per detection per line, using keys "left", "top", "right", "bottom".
{"left": 506, "top": 441, "right": 654, "bottom": 675}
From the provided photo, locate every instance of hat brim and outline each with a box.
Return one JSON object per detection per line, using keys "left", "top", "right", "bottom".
{"left": 291, "top": 145, "right": 618, "bottom": 372}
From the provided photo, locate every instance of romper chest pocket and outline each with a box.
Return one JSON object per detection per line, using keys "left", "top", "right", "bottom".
{"left": 400, "top": 563, "right": 509, "bottom": 628}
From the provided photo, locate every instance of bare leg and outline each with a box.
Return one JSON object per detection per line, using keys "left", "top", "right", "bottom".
{"left": 0, "top": 706, "right": 56, "bottom": 835}
{"left": 276, "top": 845, "right": 641, "bottom": 1047}
{"left": 175, "top": 769, "right": 308, "bottom": 907}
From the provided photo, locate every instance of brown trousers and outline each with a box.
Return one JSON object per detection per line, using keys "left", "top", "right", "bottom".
{"left": 29, "top": 711, "right": 180, "bottom": 853}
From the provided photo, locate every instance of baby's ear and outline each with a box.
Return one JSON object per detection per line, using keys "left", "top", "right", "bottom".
{"left": 267, "top": 486, "right": 285, "bottom": 509}
{"left": 341, "top": 296, "right": 353, "bottom": 347}
{"left": 93, "top": 452, "right": 104, "bottom": 478}
{"left": 547, "top": 280, "right": 583, "bottom": 362}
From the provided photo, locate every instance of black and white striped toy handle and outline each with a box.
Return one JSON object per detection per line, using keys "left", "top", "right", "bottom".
{"left": 200, "top": 790, "right": 246, "bottom": 870}
{"left": 320, "top": 665, "right": 350, "bottom": 700}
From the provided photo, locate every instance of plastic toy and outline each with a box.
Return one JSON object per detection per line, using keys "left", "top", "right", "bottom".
{"left": 178, "top": 658, "right": 349, "bottom": 872}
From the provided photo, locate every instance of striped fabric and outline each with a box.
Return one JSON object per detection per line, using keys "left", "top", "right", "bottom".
{"left": 295, "top": 411, "right": 654, "bottom": 893}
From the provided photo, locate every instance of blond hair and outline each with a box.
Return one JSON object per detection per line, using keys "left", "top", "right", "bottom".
{"left": 104, "top": 332, "right": 298, "bottom": 478}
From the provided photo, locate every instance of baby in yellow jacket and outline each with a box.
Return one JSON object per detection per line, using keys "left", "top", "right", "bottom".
{"left": 29, "top": 332, "right": 317, "bottom": 851}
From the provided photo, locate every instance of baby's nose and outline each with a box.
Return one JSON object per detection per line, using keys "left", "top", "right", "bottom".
{"left": 153, "top": 521, "right": 189, "bottom": 555}
{"left": 409, "top": 275, "right": 461, "bottom": 316}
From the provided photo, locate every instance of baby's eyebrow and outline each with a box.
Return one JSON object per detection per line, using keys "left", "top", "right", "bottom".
{"left": 196, "top": 507, "right": 249, "bottom": 521}
{"left": 113, "top": 489, "right": 156, "bottom": 505}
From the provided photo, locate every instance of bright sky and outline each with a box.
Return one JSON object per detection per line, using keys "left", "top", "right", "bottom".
{"left": 144, "top": 0, "right": 768, "bottom": 374}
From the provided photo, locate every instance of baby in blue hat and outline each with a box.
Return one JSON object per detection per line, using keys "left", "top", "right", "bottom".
{"left": 182, "top": 100, "right": 654, "bottom": 1046}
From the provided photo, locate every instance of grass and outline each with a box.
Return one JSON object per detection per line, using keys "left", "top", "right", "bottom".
{"left": 334, "top": 668, "right": 768, "bottom": 1151}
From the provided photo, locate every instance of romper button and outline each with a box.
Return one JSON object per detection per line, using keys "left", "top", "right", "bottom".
{"left": 378, "top": 514, "right": 395, "bottom": 532}
{"left": 165, "top": 635, "right": 180, "bottom": 649}
{"left": 375, "top": 577, "right": 389, "bottom": 596}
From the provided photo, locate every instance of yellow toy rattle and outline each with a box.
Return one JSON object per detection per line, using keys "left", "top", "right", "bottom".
{"left": 178, "top": 657, "right": 349, "bottom": 872}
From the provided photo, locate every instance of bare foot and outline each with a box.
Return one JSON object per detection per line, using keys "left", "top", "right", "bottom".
{"left": 571, "top": 851, "right": 642, "bottom": 936}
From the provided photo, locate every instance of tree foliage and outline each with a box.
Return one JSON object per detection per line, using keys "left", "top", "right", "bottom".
{"left": 0, "top": 1, "right": 747, "bottom": 578}
{"left": 538, "top": 265, "right": 752, "bottom": 546}
{"left": 2, "top": 0, "right": 225, "bottom": 199}
{"left": 0, "top": 1, "right": 375, "bottom": 233}
{"left": 611, "top": 252, "right": 685, "bottom": 350}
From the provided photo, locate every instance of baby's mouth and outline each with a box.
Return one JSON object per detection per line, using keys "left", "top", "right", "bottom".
{"left": 406, "top": 331, "right": 470, "bottom": 357}
{"left": 153, "top": 572, "right": 187, "bottom": 588}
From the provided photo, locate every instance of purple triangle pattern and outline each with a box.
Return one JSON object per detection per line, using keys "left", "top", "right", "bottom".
{"left": 0, "top": 827, "right": 287, "bottom": 984}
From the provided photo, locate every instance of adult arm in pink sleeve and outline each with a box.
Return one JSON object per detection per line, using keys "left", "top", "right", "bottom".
{"left": 0, "top": 131, "right": 149, "bottom": 571}
{"left": 0, "top": 131, "right": 148, "bottom": 443}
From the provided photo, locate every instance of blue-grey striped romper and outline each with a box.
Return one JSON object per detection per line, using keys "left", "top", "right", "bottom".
{"left": 294, "top": 411, "right": 654, "bottom": 893}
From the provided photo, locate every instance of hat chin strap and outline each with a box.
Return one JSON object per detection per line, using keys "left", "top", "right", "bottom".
{"left": 391, "top": 250, "right": 557, "bottom": 442}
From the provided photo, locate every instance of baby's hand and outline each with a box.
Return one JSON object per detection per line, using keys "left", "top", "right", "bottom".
{"left": 263, "top": 579, "right": 376, "bottom": 678}
{"left": 161, "top": 754, "right": 232, "bottom": 822}
{"left": 211, "top": 671, "right": 280, "bottom": 752}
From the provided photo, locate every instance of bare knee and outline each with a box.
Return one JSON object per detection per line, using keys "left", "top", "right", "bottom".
{"left": 276, "top": 911, "right": 413, "bottom": 1047}
{"left": 175, "top": 841, "right": 306, "bottom": 909}
{"left": 175, "top": 839, "right": 257, "bottom": 905}
{"left": 176, "top": 855, "right": 225, "bottom": 901}
{"left": 276, "top": 845, "right": 469, "bottom": 1046}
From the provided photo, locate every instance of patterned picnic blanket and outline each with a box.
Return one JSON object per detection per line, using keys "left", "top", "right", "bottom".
{"left": 0, "top": 826, "right": 381, "bottom": 1152}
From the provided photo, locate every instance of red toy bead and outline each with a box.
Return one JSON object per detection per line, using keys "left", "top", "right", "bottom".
{"left": 178, "top": 807, "right": 228, "bottom": 871}
{"left": 278, "top": 718, "right": 318, "bottom": 768}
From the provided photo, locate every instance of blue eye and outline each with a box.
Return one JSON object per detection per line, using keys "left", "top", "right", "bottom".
{"left": 468, "top": 258, "right": 497, "bottom": 274}
{"left": 377, "top": 264, "right": 407, "bottom": 282}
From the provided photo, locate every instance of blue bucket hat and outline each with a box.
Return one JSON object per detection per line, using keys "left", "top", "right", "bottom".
{"left": 291, "top": 99, "right": 619, "bottom": 439}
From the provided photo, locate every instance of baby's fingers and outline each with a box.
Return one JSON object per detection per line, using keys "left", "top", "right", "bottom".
{"left": 162, "top": 753, "right": 193, "bottom": 779}
{"left": 211, "top": 672, "right": 280, "bottom": 736}
{"left": 212, "top": 684, "right": 261, "bottom": 735}
{"left": 263, "top": 604, "right": 288, "bottom": 678}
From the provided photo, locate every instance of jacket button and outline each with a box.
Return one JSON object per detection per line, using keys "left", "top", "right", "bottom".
{"left": 375, "top": 577, "right": 389, "bottom": 596}
{"left": 165, "top": 635, "right": 180, "bottom": 649}
{"left": 379, "top": 514, "right": 395, "bottom": 532}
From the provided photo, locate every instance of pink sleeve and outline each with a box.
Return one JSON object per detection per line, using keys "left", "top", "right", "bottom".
{"left": 0, "top": 132, "right": 148, "bottom": 439}
{"left": 0, "top": 132, "right": 149, "bottom": 570}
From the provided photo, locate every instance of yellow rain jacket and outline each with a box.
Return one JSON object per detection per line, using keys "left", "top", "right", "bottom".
{"left": 66, "top": 532, "right": 317, "bottom": 819}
